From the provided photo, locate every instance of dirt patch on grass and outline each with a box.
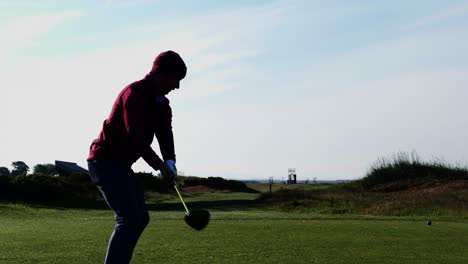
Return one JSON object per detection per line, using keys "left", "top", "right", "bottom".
{"left": 363, "top": 180, "right": 468, "bottom": 214}
{"left": 405, "top": 180, "right": 468, "bottom": 194}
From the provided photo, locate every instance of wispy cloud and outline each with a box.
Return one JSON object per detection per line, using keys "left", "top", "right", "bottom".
{"left": 103, "top": 0, "right": 158, "bottom": 9}
{"left": 0, "top": 1, "right": 49, "bottom": 8}
{"left": 299, "top": 15, "right": 468, "bottom": 100}
{"left": 77, "top": 0, "right": 293, "bottom": 98}
{"left": 0, "top": 11, "right": 81, "bottom": 60}
{"left": 402, "top": 1, "right": 468, "bottom": 31}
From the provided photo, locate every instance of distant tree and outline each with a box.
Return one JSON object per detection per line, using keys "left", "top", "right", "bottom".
{"left": 11, "top": 161, "right": 29, "bottom": 177}
{"left": 0, "top": 167, "right": 10, "bottom": 177}
{"left": 33, "top": 164, "right": 57, "bottom": 176}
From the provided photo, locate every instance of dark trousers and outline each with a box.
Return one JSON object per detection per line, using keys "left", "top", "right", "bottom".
{"left": 88, "top": 160, "right": 150, "bottom": 264}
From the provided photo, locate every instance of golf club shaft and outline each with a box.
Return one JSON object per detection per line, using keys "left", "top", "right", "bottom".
{"left": 173, "top": 182, "right": 190, "bottom": 214}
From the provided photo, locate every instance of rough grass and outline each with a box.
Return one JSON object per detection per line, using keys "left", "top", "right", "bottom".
{"left": 359, "top": 151, "right": 468, "bottom": 190}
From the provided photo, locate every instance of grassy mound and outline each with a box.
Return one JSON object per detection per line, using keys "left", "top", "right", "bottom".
{"left": 358, "top": 152, "right": 468, "bottom": 191}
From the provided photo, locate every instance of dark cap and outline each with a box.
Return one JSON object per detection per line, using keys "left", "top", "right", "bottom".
{"left": 150, "top": 50, "right": 187, "bottom": 79}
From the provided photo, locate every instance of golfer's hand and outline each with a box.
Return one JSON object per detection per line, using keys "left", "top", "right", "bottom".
{"left": 159, "top": 162, "right": 176, "bottom": 182}
{"left": 166, "top": 160, "right": 177, "bottom": 175}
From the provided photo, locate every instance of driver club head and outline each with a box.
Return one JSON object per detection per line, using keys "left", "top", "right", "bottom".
{"left": 184, "top": 209, "right": 210, "bottom": 231}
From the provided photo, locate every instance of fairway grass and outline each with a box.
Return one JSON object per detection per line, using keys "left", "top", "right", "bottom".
{"left": 1, "top": 204, "right": 467, "bottom": 264}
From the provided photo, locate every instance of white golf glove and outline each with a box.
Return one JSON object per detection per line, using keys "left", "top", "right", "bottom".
{"left": 159, "top": 162, "right": 176, "bottom": 182}
{"left": 166, "top": 160, "right": 177, "bottom": 176}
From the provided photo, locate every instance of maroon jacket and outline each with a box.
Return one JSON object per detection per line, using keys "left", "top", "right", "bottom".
{"left": 87, "top": 76, "right": 175, "bottom": 170}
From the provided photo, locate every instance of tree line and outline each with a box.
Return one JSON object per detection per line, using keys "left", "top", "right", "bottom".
{"left": 0, "top": 161, "right": 57, "bottom": 177}
{"left": 0, "top": 161, "right": 257, "bottom": 207}
{"left": 0, "top": 161, "right": 97, "bottom": 206}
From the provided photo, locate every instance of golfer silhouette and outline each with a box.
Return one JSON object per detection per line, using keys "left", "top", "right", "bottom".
{"left": 87, "top": 50, "right": 186, "bottom": 264}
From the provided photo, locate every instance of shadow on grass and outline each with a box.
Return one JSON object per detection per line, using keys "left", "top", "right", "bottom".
{"left": 3, "top": 198, "right": 262, "bottom": 211}
{"left": 147, "top": 199, "right": 261, "bottom": 211}
{"left": 4, "top": 199, "right": 110, "bottom": 210}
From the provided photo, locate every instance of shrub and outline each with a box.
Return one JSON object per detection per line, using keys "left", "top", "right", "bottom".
{"left": 10, "top": 174, "right": 76, "bottom": 201}
{"left": 0, "top": 175, "right": 12, "bottom": 199}
{"left": 4, "top": 174, "right": 99, "bottom": 203}
{"left": 181, "top": 176, "right": 258, "bottom": 193}
{"left": 135, "top": 172, "right": 173, "bottom": 193}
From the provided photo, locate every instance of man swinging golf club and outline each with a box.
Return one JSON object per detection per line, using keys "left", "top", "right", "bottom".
{"left": 87, "top": 50, "right": 186, "bottom": 264}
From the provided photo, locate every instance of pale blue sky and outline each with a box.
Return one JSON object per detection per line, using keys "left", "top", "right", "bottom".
{"left": 2, "top": 0, "right": 468, "bottom": 180}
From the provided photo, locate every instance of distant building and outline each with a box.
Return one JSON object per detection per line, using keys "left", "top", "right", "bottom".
{"left": 55, "top": 160, "right": 88, "bottom": 176}
{"left": 287, "top": 168, "right": 297, "bottom": 184}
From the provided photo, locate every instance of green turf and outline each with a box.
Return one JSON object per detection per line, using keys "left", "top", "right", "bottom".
{"left": 1, "top": 204, "right": 467, "bottom": 264}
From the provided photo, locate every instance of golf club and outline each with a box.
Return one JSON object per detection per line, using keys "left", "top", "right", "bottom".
{"left": 173, "top": 181, "right": 210, "bottom": 231}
